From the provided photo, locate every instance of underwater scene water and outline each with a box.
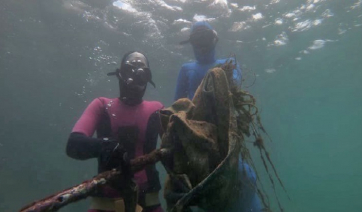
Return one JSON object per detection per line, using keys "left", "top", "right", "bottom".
{"left": 1, "top": 0, "right": 361, "bottom": 211}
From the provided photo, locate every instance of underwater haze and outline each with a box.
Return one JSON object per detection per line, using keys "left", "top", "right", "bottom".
{"left": 1, "top": 0, "right": 362, "bottom": 211}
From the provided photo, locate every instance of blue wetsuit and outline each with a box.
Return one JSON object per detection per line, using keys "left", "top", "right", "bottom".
{"left": 174, "top": 21, "right": 262, "bottom": 212}
{"left": 174, "top": 57, "right": 242, "bottom": 100}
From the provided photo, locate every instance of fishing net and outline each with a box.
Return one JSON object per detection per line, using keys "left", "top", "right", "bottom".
{"left": 160, "top": 60, "right": 285, "bottom": 212}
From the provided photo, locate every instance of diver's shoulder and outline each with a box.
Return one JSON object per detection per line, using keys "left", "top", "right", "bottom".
{"left": 93, "top": 97, "right": 118, "bottom": 106}
{"left": 143, "top": 100, "right": 164, "bottom": 110}
{"left": 96, "top": 97, "right": 117, "bottom": 102}
{"left": 216, "top": 57, "right": 237, "bottom": 64}
{"left": 181, "top": 61, "right": 197, "bottom": 69}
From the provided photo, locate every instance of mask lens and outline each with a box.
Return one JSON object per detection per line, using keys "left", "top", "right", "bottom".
{"left": 135, "top": 68, "right": 151, "bottom": 85}
{"left": 136, "top": 68, "right": 145, "bottom": 79}
{"left": 120, "top": 63, "right": 135, "bottom": 79}
{"left": 126, "top": 78, "right": 133, "bottom": 85}
{"left": 120, "top": 63, "right": 151, "bottom": 86}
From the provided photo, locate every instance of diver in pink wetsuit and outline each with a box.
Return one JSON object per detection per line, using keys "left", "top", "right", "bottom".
{"left": 66, "top": 51, "right": 164, "bottom": 212}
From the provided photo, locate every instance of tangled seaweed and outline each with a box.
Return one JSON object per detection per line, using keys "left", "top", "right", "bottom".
{"left": 219, "top": 57, "right": 288, "bottom": 212}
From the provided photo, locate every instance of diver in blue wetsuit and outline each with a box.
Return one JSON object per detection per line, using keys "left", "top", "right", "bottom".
{"left": 174, "top": 21, "right": 262, "bottom": 212}
{"left": 174, "top": 21, "right": 243, "bottom": 100}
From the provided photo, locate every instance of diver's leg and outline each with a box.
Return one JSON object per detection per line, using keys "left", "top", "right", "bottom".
{"left": 239, "top": 157, "right": 262, "bottom": 212}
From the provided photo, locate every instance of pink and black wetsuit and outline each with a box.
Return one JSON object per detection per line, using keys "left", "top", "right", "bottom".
{"left": 67, "top": 97, "right": 164, "bottom": 212}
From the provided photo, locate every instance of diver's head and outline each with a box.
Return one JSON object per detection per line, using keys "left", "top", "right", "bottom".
{"left": 180, "top": 21, "right": 218, "bottom": 63}
{"left": 108, "top": 51, "right": 155, "bottom": 105}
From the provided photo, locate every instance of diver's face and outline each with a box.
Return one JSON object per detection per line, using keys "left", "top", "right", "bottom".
{"left": 119, "top": 80, "right": 146, "bottom": 105}
{"left": 190, "top": 28, "right": 217, "bottom": 55}
{"left": 119, "top": 62, "right": 150, "bottom": 87}
{"left": 124, "top": 83, "right": 146, "bottom": 97}
{"left": 118, "top": 61, "right": 149, "bottom": 105}
{"left": 193, "top": 44, "right": 214, "bottom": 56}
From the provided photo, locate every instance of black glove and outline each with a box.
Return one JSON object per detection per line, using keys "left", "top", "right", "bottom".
{"left": 100, "top": 139, "right": 135, "bottom": 191}
{"left": 100, "top": 139, "right": 130, "bottom": 171}
{"left": 66, "top": 132, "right": 130, "bottom": 173}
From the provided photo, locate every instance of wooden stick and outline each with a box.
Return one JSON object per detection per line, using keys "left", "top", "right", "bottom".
{"left": 19, "top": 148, "right": 169, "bottom": 212}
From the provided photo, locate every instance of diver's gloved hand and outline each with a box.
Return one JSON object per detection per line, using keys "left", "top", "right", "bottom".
{"left": 100, "top": 138, "right": 129, "bottom": 170}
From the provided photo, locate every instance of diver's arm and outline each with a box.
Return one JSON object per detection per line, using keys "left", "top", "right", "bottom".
{"left": 66, "top": 98, "right": 115, "bottom": 160}
{"left": 232, "top": 60, "right": 243, "bottom": 90}
{"left": 238, "top": 157, "right": 263, "bottom": 212}
{"left": 249, "top": 193, "right": 263, "bottom": 212}
{"left": 144, "top": 109, "right": 164, "bottom": 154}
{"left": 66, "top": 132, "right": 104, "bottom": 160}
{"left": 174, "top": 66, "right": 188, "bottom": 101}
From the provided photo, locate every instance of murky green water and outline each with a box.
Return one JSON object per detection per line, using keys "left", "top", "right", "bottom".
{"left": 1, "top": 0, "right": 361, "bottom": 211}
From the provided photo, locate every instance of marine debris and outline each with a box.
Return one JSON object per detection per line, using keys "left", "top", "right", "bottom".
{"left": 160, "top": 58, "right": 286, "bottom": 212}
